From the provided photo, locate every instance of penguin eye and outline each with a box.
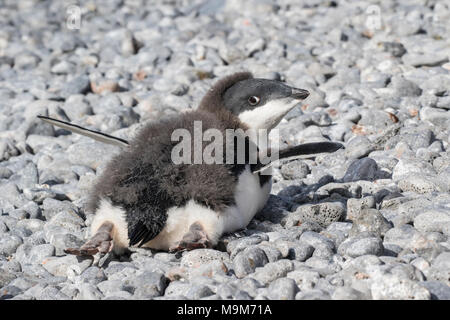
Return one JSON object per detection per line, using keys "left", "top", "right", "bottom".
{"left": 248, "top": 96, "right": 260, "bottom": 106}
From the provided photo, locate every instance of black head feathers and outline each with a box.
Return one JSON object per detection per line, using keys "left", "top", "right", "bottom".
{"left": 198, "top": 71, "right": 254, "bottom": 113}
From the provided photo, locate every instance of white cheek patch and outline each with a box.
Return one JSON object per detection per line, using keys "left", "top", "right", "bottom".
{"left": 238, "top": 98, "right": 301, "bottom": 130}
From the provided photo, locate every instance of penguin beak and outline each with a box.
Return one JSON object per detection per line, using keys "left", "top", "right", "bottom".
{"left": 290, "top": 88, "right": 310, "bottom": 100}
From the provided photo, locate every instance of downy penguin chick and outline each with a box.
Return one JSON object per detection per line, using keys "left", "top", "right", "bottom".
{"left": 66, "top": 72, "right": 316, "bottom": 255}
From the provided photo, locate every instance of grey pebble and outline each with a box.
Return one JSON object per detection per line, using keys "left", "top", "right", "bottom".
{"left": 181, "top": 249, "right": 231, "bottom": 268}
{"left": 345, "top": 136, "right": 375, "bottom": 159}
{"left": 41, "top": 255, "right": 92, "bottom": 278}
{"left": 42, "top": 198, "right": 79, "bottom": 221}
{"left": 79, "top": 266, "right": 107, "bottom": 285}
{"left": 232, "top": 246, "right": 269, "bottom": 278}
{"left": 251, "top": 260, "right": 294, "bottom": 286}
{"left": 304, "top": 257, "right": 342, "bottom": 277}
{"left": 76, "top": 283, "right": 104, "bottom": 300}
{"left": 132, "top": 271, "right": 167, "bottom": 299}
{"left": 67, "top": 141, "right": 121, "bottom": 170}
{"left": 291, "top": 202, "right": 346, "bottom": 228}
{"left": 342, "top": 158, "right": 378, "bottom": 182}
{"left": 370, "top": 274, "right": 431, "bottom": 300}
{"left": 267, "top": 278, "right": 298, "bottom": 300}
{"left": 185, "top": 284, "right": 215, "bottom": 300}
{"left": 421, "top": 281, "right": 450, "bottom": 300}
{"left": 349, "top": 208, "right": 392, "bottom": 237}
{"left": 0, "top": 234, "right": 23, "bottom": 257}
{"left": 295, "top": 289, "right": 331, "bottom": 300}
{"left": 59, "top": 75, "right": 90, "bottom": 98}
{"left": 280, "top": 160, "right": 310, "bottom": 180}
{"left": 331, "top": 286, "right": 367, "bottom": 300}
{"left": 338, "top": 234, "right": 384, "bottom": 258}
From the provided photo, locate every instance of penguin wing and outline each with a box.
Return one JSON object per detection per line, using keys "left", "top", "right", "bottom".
{"left": 278, "top": 141, "right": 344, "bottom": 159}
{"left": 253, "top": 141, "right": 344, "bottom": 173}
{"left": 37, "top": 116, "right": 130, "bottom": 148}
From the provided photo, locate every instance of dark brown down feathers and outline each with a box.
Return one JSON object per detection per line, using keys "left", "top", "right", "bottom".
{"left": 87, "top": 72, "right": 257, "bottom": 247}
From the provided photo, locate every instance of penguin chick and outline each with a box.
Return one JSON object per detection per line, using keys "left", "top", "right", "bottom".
{"left": 63, "top": 72, "right": 325, "bottom": 256}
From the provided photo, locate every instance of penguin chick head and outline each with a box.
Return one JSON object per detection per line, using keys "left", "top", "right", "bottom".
{"left": 199, "top": 72, "right": 309, "bottom": 131}
{"left": 223, "top": 78, "right": 309, "bottom": 130}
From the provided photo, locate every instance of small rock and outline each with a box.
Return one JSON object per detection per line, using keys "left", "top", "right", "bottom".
{"left": 299, "top": 231, "right": 335, "bottom": 259}
{"left": 16, "top": 219, "right": 45, "bottom": 233}
{"left": 79, "top": 266, "right": 107, "bottom": 285}
{"left": 384, "top": 224, "right": 421, "bottom": 249}
{"left": 338, "top": 234, "right": 384, "bottom": 258}
{"left": 132, "top": 271, "right": 167, "bottom": 299}
{"left": 342, "top": 158, "right": 378, "bottom": 182}
{"left": 181, "top": 249, "right": 230, "bottom": 268}
{"left": 37, "top": 286, "right": 71, "bottom": 300}
{"left": 185, "top": 284, "right": 215, "bottom": 300}
{"left": 76, "top": 283, "right": 104, "bottom": 300}
{"left": 251, "top": 260, "right": 294, "bottom": 286}
{"left": 293, "top": 202, "right": 346, "bottom": 228}
{"left": 188, "top": 260, "right": 229, "bottom": 279}
{"left": 379, "top": 42, "right": 406, "bottom": 57}
{"left": 349, "top": 208, "right": 392, "bottom": 237}
{"left": 286, "top": 268, "right": 320, "bottom": 291}
{"left": 42, "top": 198, "right": 79, "bottom": 221}
{"left": 295, "top": 289, "right": 331, "bottom": 300}
{"left": 280, "top": 160, "right": 310, "bottom": 180}
{"left": 414, "top": 209, "right": 450, "bottom": 234}
{"left": 60, "top": 75, "right": 90, "bottom": 98}
{"left": 346, "top": 196, "right": 376, "bottom": 220}
{"left": 90, "top": 79, "right": 120, "bottom": 94}
{"left": 267, "top": 278, "right": 298, "bottom": 300}
{"left": 226, "top": 233, "right": 269, "bottom": 258}
{"left": 331, "top": 287, "right": 367, "bottom": 300}
{"left": 51, "top": 61, "right": 75, "bottom": 74}
{"left": 67, "top": 141, "right": 120, "bottom": 169}
{"left": 388, "top": 75, "right": 422, "bottom": 97}
{"left": 421, "top": 281, "right": 450, "bottom": 300}
{"left": 398, "top": 174, "right": 440, "bottom": 194}
{"left": 0, "top": 234, "right": 23, "bottom": 256}
{"left": 16, "top": 243, "right": 55, "bottom": 264}
{"left": 233, "top": 246, "right": 269, "bottom": 278}
{"left": 41, "top": 255, "right": 92, "bottom": 277}
{"left": 402, "top": 53, "right": 448, "bottom": 67}
{"left": 345, "top": 136, "right": 375, "bottom": 159}
{"left": 371, "top": 274, "right": 431, "bottom": 300}
{"left": 426, "top": 252, "right": 450, "bottom": 285}
{"left": 304, "top": 257, "right": 342, "bottom": 276}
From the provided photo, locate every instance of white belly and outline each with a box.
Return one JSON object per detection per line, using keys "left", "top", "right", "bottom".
{"left": 222, "top": 166, "right": 272, "bottom": 233}
{"left": 92, "top": 166, "right": 272, "bottom": 252}
{"left": 146, "top": 166, "right": 272, "bottom": 250}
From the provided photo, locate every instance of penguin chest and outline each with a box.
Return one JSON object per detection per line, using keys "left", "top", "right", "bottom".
{"left": 223, "top": 166, "right": 272, "bottom": 233}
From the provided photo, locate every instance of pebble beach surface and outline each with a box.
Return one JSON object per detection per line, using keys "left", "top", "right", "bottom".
{"left": 1, "top": 0, "right": 450, "bottom": 300}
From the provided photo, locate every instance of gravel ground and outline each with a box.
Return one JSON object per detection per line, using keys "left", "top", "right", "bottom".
{"left": 1, "top": 0, "right": 450, "bottom": 300}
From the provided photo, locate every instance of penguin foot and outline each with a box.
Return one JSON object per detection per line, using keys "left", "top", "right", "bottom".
{"left": 169, "top": 222, "right": 212, "bottom": 252}
{"left": 65, "top": 221, "right": 114, "bottom": 256}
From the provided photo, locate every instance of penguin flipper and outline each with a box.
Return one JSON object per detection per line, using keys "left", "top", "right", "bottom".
{"left": 37, "top": 115, "right": 130, "bottom": 148}
{"left": 278, "top": 141, "right": 344, "bottom": 159}
{"left": 253, "top": 141, "right": 344, "bottom": 173}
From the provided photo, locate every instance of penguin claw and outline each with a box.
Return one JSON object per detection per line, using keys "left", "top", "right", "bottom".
{"left": 168, "top": 222, "right": 212, "bottom": 253}
{"left": 65, "top": 239, "right": 113, "bottom": 256}
{"left": 65, "top": 222, "right": 114, "bottom": 256}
